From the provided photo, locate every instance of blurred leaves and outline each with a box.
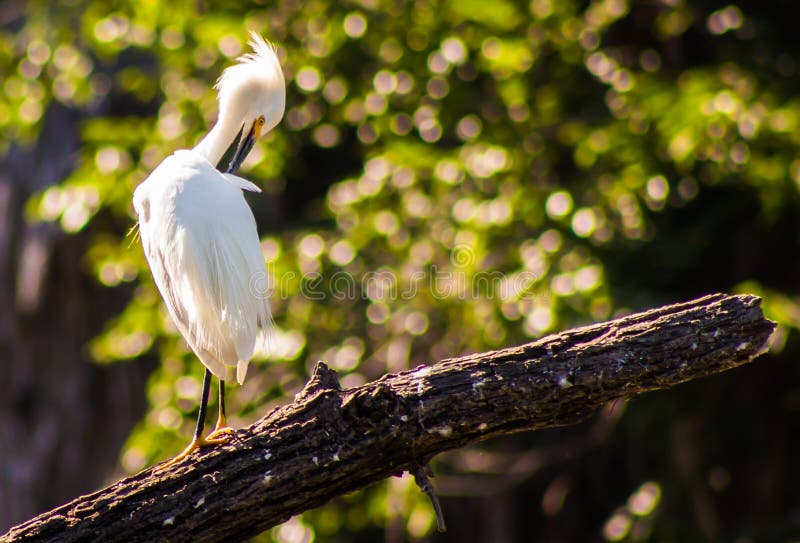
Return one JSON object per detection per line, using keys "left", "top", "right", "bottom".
{"left": 6, "top": 0, "right": 800, "bottom": 540}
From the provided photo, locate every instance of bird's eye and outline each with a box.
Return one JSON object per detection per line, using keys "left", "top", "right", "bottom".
{"left": 256, "top": 116, "right": 265, "bottom": 127}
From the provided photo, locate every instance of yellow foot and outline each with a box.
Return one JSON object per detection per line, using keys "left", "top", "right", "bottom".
{"left": 206, "top": 426, "right": 235, "bottom": 441}
{"left": 206, "top": 414, "right": 235, "bottom": 441}
{"left": 156, "top": 433, "right": 232, "bottom": 471}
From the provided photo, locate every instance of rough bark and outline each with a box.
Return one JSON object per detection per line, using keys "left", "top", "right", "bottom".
{"left": 1, "top": 293, "right": 775, "bottom": 543}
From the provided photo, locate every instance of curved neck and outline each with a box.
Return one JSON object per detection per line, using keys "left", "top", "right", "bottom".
{"left": 193, "top": 105, "right": 244, "bottom": 168}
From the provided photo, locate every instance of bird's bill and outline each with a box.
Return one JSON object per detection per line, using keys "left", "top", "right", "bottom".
{"left": 226, "top": 120, "right": 262, "bottom": 174}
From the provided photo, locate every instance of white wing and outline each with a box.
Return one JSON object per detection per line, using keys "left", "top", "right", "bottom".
{"left": 133, "top": 150, "right": 272, "bottom": 384}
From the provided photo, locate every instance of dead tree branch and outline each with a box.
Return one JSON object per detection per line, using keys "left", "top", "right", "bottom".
{"left": 2, "top": 293, "right": 774, "bottom": 543}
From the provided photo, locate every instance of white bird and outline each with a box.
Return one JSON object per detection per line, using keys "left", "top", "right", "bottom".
{"left": 132, "top": 33, "right": 285, "bottom": 468}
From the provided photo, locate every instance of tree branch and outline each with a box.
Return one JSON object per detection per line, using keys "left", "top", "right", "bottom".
{"left": 2, "top": 293, "right": 775, "bottom": 543}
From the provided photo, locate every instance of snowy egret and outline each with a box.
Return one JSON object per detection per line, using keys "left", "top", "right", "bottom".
{"left": 133, "top": 33, "right": 285, "bottom": 468}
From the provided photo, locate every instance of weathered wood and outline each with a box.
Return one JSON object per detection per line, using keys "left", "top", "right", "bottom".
{"left": 1, "top": 293, "right": 774, "bottom": 543}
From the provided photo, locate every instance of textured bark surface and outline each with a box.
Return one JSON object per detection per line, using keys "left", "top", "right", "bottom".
{"left": 1, "top": 293, "right": 775, "bottom": 543}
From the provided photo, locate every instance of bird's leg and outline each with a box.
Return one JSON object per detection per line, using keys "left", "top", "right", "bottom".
{"left": 207, "top": 379, "right": 235, "bottom": 440}
{"left": 216, "top": 379, "right": 228, "bottom": 430}
{"left": 157, "top": 369, "right": 230, "bottom": 470}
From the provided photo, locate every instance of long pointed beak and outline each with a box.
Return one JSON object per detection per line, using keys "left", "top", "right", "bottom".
{"left": 226, "top": 120, "right": 260, "bottom": 174}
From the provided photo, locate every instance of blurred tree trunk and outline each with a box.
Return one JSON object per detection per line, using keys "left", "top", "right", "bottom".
{"left": 0, "top": 102, "right": 152, "bottom": 531}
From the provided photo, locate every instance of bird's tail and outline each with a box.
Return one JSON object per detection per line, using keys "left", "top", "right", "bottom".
{"left": 237, "top": 359, "right": 248, "bottom": 385}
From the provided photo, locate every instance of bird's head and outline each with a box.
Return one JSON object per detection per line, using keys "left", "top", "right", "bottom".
{"left": 216, "top": 32, "right": 286, "bottom": 173}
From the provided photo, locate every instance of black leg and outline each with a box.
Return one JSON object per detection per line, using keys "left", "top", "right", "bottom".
{"left": 194, "top": 368, "right": 212, "bottom": 441}
{"left": 157, "top": 367, "right": 226, "bottom": 470}
{"left": 208, "top": 378, "right": 231, "bottom": 438}
{"left": 219, "top": 379, "right": 226, "bottom": 420}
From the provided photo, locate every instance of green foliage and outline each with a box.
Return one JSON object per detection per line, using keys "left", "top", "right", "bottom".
{"left": 6, "top": 0, "right": 800, "bottom": 540}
